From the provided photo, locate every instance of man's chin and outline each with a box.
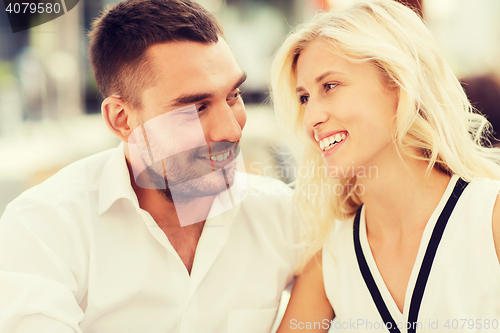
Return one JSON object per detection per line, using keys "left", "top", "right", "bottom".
{"left": 201, "top": 166, "right": 236, "bottom": 190}
{"left": 161, "top": 165, "right": 236, "bottom": 202}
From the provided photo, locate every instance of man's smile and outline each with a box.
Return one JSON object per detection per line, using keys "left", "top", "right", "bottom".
{"left": 197, "top": 148, "right": 237, "bottom": 169}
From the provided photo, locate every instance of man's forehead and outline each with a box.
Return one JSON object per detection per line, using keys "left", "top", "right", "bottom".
{"left": 145, "top": 39, "right": 236, "bottom": 70}
{"left": 142, "top": 40, "right": 243, "bottom": 100}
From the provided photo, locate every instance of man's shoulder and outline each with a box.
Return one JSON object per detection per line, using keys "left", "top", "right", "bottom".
{"left": 8, "top": 147, "right": 117, "bottom": 210}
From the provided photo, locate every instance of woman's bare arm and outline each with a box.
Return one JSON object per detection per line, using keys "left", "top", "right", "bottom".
{"left": 277, "top": 251, "right": 334, "bottom": 333}
{"left": 491, "top": 193, "right": 500, "bottom": 264}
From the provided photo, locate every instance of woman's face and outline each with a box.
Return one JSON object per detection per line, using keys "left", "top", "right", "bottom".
{"left": 296, "top": 40, "right": 399, "bottom": 178}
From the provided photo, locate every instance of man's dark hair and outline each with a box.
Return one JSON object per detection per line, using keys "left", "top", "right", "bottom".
{"left": 88, "top": 0, "right": 224, "bottom": 109}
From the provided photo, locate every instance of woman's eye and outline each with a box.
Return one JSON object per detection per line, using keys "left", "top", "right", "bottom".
{"left": 324, "top": 83, "right": 338, "bottom": 91}
{"left": 299, "top": 95, "right": 309, "bottom": 105}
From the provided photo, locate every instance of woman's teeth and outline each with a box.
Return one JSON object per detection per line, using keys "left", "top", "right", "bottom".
{"left": 319, "top": 133, "right": 347, "bottom": 151}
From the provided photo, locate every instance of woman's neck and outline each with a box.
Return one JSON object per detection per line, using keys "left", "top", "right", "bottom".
{"left": 356, "top": 149, "right": 451, "bottom": 241}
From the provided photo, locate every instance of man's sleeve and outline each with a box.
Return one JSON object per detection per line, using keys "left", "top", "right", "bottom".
{"left": 285, "top": 185, "right": 303, "bottom": 274}
{"left": 0, "top": 198, "right": 86, "bottom": 332}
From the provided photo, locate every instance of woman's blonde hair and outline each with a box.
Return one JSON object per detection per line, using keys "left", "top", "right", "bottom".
{"left": 271, "top": 0, "right": 500, "bottom": 271}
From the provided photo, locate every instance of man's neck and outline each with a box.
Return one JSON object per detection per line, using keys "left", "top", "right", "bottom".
{"left": 127, "top": 158, "right": 217, "bottom": 275}
{"left": 136, "top": 186, "right": 215, "bottom": 228}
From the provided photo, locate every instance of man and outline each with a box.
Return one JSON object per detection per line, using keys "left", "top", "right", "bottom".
{"left": 0, "top": 1, "right": 300, "bottom": 332}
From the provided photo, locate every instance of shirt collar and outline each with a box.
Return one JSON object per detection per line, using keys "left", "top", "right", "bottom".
{"left": 205, "top": 171, "right": 248, "bottom": 226}
{"left": 98, "top": 142, "right": 139, "bottom": 216}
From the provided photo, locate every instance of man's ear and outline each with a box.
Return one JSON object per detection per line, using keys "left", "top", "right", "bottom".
{"left": 101, "top": 96, "right": 134, "bottom": 142}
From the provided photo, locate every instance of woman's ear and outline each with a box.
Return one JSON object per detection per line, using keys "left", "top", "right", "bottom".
{"left": 101, "top": 96, "right": 133, "bottom": 142}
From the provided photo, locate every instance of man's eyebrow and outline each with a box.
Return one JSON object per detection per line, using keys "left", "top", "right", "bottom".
{"left": 233, "top": 72, "right": 247, "bottom": 91}
{"left": 170, "top": 93, "right": 213, "bottom": 107}
{"left": 169, "top": 72, "right": 247, "bottom": 107}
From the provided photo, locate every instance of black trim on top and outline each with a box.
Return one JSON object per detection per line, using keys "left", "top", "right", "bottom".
{"left": 354, "top": 208, "right": 401, "bottom": 333}
{"left": 407, "top": 178, "right": 468, "bottom": 333}
{"left": 353, "top": 178, "right": 469, "bottom": 333}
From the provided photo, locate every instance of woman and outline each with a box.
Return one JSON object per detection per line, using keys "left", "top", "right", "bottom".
{"left": 271, "top": 1, "right": 500, "bottom": 332}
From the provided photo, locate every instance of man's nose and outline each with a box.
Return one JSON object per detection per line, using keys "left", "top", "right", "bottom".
{"left": 303, "top": 99, "right": 329, "bottom": 132}
{"left": 206, "top": 103, "right": 245, "bottom": 143}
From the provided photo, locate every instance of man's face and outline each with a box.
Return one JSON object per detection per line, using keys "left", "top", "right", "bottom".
{"left": 127, "top": 39, "right": 247, "bottom": 202}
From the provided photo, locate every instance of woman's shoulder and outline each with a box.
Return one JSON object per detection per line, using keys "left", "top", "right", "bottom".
{"left": 485, "top": 179, "right": 500, "bottom": 265}
{"left": 458, "top": 176, "right": 500, "bottom": 204}
{"left": 459, "top": 176, "right": 500, "bottom": 265}
{"left": 468, "top": 176, "right": 500, "bottom": 188}
{"left": 331, "top": 216, "right": 355, "bottom": 236}
{"left": 323, "top": 216, "right": 356, "bottom": 253}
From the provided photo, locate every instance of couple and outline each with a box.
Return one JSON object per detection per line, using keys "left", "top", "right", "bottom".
{"left": 1, "top": 0, "right": 499, "bottom": 332}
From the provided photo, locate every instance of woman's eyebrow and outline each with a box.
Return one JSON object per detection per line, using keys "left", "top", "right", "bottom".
{"left": 296, "top": 86, "right": 307, "bottom": 94}
{"left": 296, "top": 71, "right": 347, "bottom": 93}
{"left": 315, "top": 70, "right": 346, "bottom": 83}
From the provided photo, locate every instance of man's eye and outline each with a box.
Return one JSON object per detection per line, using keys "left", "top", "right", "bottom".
{"left": 227, "top": 90, "right": 243, "bottom": 101}
{"left": 196, "top": 105, "right": 207, "bottom": 112}
{"left": 299, "top": 95, "right": 309, "bottom": 105}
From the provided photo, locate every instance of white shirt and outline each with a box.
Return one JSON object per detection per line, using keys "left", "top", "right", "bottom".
{"left": 323, "top": 175, "right": 500, "bottom": 332}
{"left": 0, "top": 144, "right": 300, "bottom": 333}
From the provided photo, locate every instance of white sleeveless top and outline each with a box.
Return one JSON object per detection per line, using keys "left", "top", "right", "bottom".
{"left": 323, "top": 175, "right": 500, "bottom": 333}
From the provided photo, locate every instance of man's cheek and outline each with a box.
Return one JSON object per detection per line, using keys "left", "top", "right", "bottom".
{"left": 128, "top": 104, "right": 209, "bottom": 189}
{"left": 148, "top": 113, "right": 207, "bottom": 159}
